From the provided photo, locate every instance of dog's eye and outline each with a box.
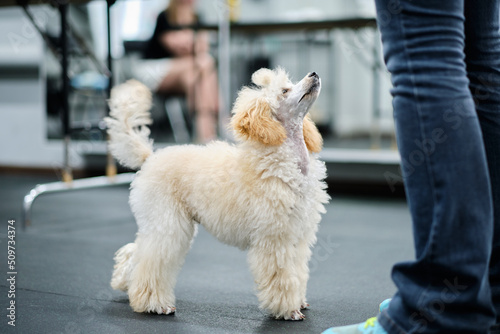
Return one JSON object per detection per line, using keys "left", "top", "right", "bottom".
{"left": 282, "top": 89, "right": 289, "bottom": 94}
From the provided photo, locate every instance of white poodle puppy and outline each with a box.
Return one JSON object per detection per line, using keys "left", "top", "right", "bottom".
{"left": 106, "top": 67, "right": 330, "bottom": 321}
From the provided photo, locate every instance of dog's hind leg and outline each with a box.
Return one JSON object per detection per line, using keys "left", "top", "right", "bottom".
{"left": 126, "top": 218, "right": 197, "bottom": 315}
{"left": 248, "top": 241, "right": 305, "bottom": 320}
{"left": 111, "top": 242, "right": 137, "bottom": 291}
{"left": 296, "top": 240, "right": 312, "bottom": 310}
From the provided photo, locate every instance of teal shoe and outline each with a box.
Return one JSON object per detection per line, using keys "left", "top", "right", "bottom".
{"left": 321, "top": 299, "right": 391, "bottom": 334}
{"left": 378, "top": 299, "right": 390, "bottom": 312}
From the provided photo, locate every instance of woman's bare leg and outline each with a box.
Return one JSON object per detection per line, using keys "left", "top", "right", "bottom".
{"left": 156, "top": 55, "right": 219, "bottom": 143}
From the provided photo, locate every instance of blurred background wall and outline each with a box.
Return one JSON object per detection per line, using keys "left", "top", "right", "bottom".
{"left": 0, "top": 0, "right": 395, "bottom": 173}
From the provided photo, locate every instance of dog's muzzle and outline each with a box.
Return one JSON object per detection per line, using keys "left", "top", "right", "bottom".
{"left": 298, "top": 73, "right": 321, "bottom": 103}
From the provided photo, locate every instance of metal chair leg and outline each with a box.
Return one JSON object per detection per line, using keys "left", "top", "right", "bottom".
{"left": 164, "top": 98, "right": 191, "bottom": 143}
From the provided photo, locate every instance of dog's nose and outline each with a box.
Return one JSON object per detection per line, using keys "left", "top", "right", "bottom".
{"left": 308, "top": 72, "right": 318, "bottom": 78}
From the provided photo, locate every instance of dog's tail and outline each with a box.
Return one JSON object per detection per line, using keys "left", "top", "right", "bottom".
{"left": 104, "top": 80, "right": 154, "bottom": 170}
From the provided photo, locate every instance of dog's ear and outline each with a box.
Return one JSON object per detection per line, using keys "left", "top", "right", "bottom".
{"left": 251, "top": 68, "right": 274, "bottom": 87}
{"left": 231, "top": 98, "right": 287, "bottom": 146}
{"left": 303, "top": 115, "right": 323, "bottom": 153}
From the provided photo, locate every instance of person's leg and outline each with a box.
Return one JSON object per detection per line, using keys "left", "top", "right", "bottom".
{"left": 157, "top": 55, "right": 218, "bottom": 143}
{"left": 373, "top": 1, "right": 495, "bottom": 333}
{"left": 192, "top": 53, "right": 219, "bottom": 142}
{"left": 194, "top": 53, "right": 220, "bottom": 114}
{"left": 322, "top": 1, "right": 498, "bottom": 333}
{"left": 157, "top": 57, "right": 195, "bottom": 96}
{"left": 463, "top": 0, "right": 500, "bottom": 325}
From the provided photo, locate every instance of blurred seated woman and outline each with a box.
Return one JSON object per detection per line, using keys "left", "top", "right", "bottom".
{"left": 136, "top": 0, "right": 219, "bottom": 143}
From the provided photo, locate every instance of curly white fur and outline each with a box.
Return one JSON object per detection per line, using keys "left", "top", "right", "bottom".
{"left": 104, "top": 79, "right": 154, "bottom": 169}
{"left": 108, "top": 69, "right": 330, "bottom": 320}
{"left": 110, "top": 242, "right": 136, "bottom": 291}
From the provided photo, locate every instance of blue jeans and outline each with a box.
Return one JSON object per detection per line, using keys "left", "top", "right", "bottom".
{"left": 373, "top": 0, "right": 500, "bottom": 333}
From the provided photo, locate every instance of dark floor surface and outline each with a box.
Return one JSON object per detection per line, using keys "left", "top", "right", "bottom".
{"left": 0, "top": 172, "right": 413, "bottom": 334}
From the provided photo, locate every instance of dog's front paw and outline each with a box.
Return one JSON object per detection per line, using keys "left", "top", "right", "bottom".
{"left": 300, "top": 303, "right": 310, "bottom": 310}
{"left": 286, "top": 310, "right": 305, "bottom": 321}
